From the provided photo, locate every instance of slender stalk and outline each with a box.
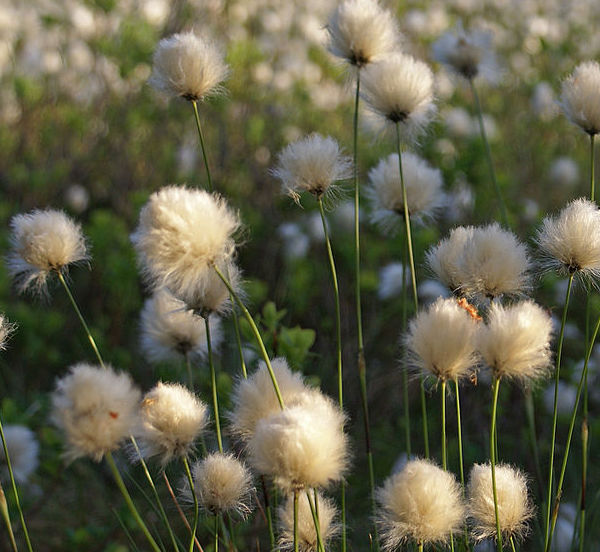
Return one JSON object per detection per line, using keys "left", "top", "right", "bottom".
{"left": 57, "top": 271, "right": 104, "bottom": 368}
{"left": 214, "top": 514, "right": 219, "bottom": 552}
{"left": 105, "top": 451, "right": 162, "bottom": 552}
{"left": 524, "top": 389, "right": 544, "bottom": 497}
{"left": 417, "top": 542, "right": 423, "bottom": 552}
{"left": 509, "top": 536, "right": 517, "bottom": 552}
{"left": 204, "top": 316, "right": 223, "bottom": 453}
{"left": 306, "top": 491, "right": 325, "bottom": 552}
{"left": 191, "top": 100, "right": 213, "bottom": 192}
{"left": 590, "top": 133, "right": 595, "bottom": 202}
{"left": 441, "top": 380, "right": 447, "bottom": 470}
{"left": 260, "top": 476, "right": 275, "bottom": 552}
{"left": 182, "top": 457, "right": 198, "bottom": 552}
{"left": 579, "top": 418, "right": 588, "bottom": 552}
{"left": 454, "top": 380, "right": 470, "bottom": 552}
{"left": 293, "top": 490, "right": 299, "bottom": 552}
{"left": 0, "top": 482, "right": 19, "bottom": 552}
{"left": 212, "top": 264, "right": 285, "bottom": 409}
{"left": 490, "top": 377, "right": 503, "bottom": 552}
{"left": 544, "top": 273, "right": 574, "bottom": 550}
{"left": 401, "top": 242, "right": 411, "bottom": 457}
{"left": 469, "top": 78, "right": 508, "bottom": 227}
{"left": 230, "top": 296, "right": 247, "bottom": 379}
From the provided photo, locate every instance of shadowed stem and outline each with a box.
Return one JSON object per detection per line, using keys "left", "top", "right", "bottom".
{"left": 401, "top": 243, "right": 411, "bottom": 457}
{"left": 105, "top": 451, "right": 162, "bottom": 552}
{"left": 491, "top": 377, "right": 503, "bottom": 552}
{"left": 469, "top": 78, "right": 508, "bottom": 227}
{"left": 544, "top": 272, "right": 574, "bottom": 550}
{"left": 260, "top": 476, "right": 275, "bottom": 551}
{"left": 293, "top": 490, "right": 299, "bottom": 552}
{"left": 524, "top": 389, "right": 544, "bottom": 497}
{"left": 191, "top": 100, "right": 213, "bottom": 192}
{"left": 183, "top": 457, "right": 198, "bottom": 552}
{"left": 0, "top": 470, "right": 20, "bottom": 552}
{"left": 204, "top": 316, "right": 223, "bottom": 453}
{"left": 213, "top": 264, "right": 285, "bottom": 408}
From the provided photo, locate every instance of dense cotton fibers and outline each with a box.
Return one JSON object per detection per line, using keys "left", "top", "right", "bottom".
{"left": 560, "top": 61, "right": 600, "bottom": 135}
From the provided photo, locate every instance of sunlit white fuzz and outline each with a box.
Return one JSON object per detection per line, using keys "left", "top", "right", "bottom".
{"left": 0, "top": 425, "right": 39, "bottom": 484}
{"left": 326, "top": 0, "right": 400, "bottom": 67}
{"left": 377, "top": 459, "right": 465, "bottom": 548}
{"left": 367, "top": 152, "right": 444, "bottom": 233}
{"left": 140, "top": 289, "right": 222, "bottom": 362}
{"left": 7, "top": 209, "right": 89, "bottom": 294}
{"left": 467, "top": 463, "right": 533, "bottom": 542}
{"left": 248, "top": 393, "right": 349, "bottom": 491}
{"left": 459, "top": 224, "right": 531, "bottom": 301}
{"left": 536, "top": 198, "right": 600, "bottom": 282}
{"left": 131, "top": 186, "right": 241, "bottom": 313}
{"left": 426, "top": 226, "right": 474, "bottom": 293}
{"left": 0, "top": 314, "right": 16, "bottom": 350}
{"left": 135, "top": 382, "right": 208, "bottom": 465}
{"left": 149, "top": 31, "right": 230, "bottom": 101}
{"left": 361, "top": 52, "right": 436, "bottom": 139}
{"left": 477, "top": 301, "right": 553, "bottom": 383}
{"left": 279, "top": 491, "right": 339, "bottom": 552}
{"left": 51, "top": 363, "right": 141, "bottom": 462}
{"left": 272, "top": 134, "right": 352, "bottom": 204}
{"left": 188, "top": 452, "right": 253, "bottom": 515}
{"left": 560, "top": 61, "right": 600, "bottom": 135}
{"left": 405, "top": 297, "right": 480, "bottom": 382}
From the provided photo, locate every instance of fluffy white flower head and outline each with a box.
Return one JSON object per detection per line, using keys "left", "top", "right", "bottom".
{"left": 149, "top": 31, "right": 230, "bottom": 101}
{"left": 477, "top": 301, "right": 553, "bottom": 383}
{"left": 367, "top": 152, "right": 444, "bottom": 233}
{"left": 136, "top": 382, "right": 208, "bottom": 465}
{"left": 326, "top": 0, "right": 400, "bottom": 67}
{"left": 536, "top": 198, "right": 600, "bottom": 282}
{"left": 560, "top": 61, "right": 600, "bottom": 135}
{"left": 0, "top": 425, "right": 39, "bottom": 484}
{"left": 131, "top": 186, "right": 240, "bottom": 313}
{"left": 376, "top": 458, "right": 465, "bottom": 548}
{"left": 468, "top": 463, "right": 533, "bottom": 541}
{"left": 426, "top": 226, "right": 474, "bottom": 293}
{"left": 405, "top": 297, "right": 480, "bottom": 382}
{"left": 7, "top": 209, "right": 89, "bottom": 294}
{"left": 51, "top": 363, "right": 141, "bottom": 462}
{"left": 272, "top": 134, "right": 352, "bottom": 205}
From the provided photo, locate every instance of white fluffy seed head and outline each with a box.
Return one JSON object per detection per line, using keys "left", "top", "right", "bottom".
{"left": 467, "top": 463, "right": 533, "bottom": 541}
{"left": 51, "top": 363, "right": 141, "bottom": 462}
{"left": 405, "top": 297, "right": 480, "bottom": 382}
{"left": 326, "top": 0, "right": 400, "bottom": 67}
{"left": 361, "top": 52, "right": 436, "bottom": 139}
{"left": 376, "top": 459, "right": 465, "bottom": 548}
{"left": 0, "top": 314, "right": 16, "bottom": 351}
{"left": 135, "top": 382, "right": 208, "bottom": 465}
{"left": 426, "top": 226, "right": 474, "bottom": 293}
{"left": 477, "top": 301, "right": 553, "bottom": 383}
{"left": 149, "top": 31, "right": 229, "bottom": 101}
{"left": 130, "top": 186, "right": 241, "bottom": 313}
{"left": 140, "top": 289, "right": 223, "bottom": 363}
{"left": 7, "top": 209, "right": 89, "bottom": 294}
{"left": 189, "top": 452, "right": 253, "bottom": 515}
{"left": 248, "top": 393, "right": 349, "bottom": 492}
{"left": 536, "top": 198, "right": 600, "bottom": 282}
{"left": 560, "top": 61, "right": 600, "bottom": 135}
{"left": 367, "top": 152, "right": 444, "bottom": 233}
{"left": 0, "top": 425, "right": 39, "bottom": 484}
{"left": 279, "top": 491, "right": 339, "bottom": 552}
{"left": 272, "top": 134, "right": 352, "bottom": 205}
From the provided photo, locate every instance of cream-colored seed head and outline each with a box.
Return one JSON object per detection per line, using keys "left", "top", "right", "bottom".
{"left": 149, "top": 31, "right": 229, "bottom": 101}
{"left": 560, "top": 61, "right": 600, "bottom": 135}
{"left": 477, "top": 301, "right": 553, "bottom": 383}
{"left": 367, "top": 152, "right": 444, "bottom": 233}
{"left": 0, "top": 425, "right": 39, "bottom": 484}
{"left": 140, "top": 288, "right": 223, "bottom": 363}
{"left": 190, "top": 452, "right": 253, "bottom": 515}
{"left": 536, "top": 198, "right": 600, "bottom": 281}
{"left": 135, "top": 382, "right": 208, "bottom": 465}
{"left": 326, "top": 0, "right": 400, "bottom": 67}
{"left": 426, "top": 226, "right": 474, "bottom": 293}
{"left": 272, "top": 134, "right": 352, "bottom": 205}
{"left": 7, "top": 209, "right": 89, "bottom": 294}
{"left": 51, "top": 363, "right": 141, "bottom": 462}
{"left": 279, "top": 491, "right": 339, "bottom": 552}
{"left": 377, "top": 459, "right": 465, "bottom": 548}
{"left": 405, "top": 297, "right": 479, "bottom": 382}
{"left": 467, "top": 463, "right": 533, "bottom": 541}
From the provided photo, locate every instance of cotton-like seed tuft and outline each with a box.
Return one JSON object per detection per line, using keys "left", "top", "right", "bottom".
{"left": 7, "top": 209, "right": 89, "bottom": 294}
{"left": 560, "top": 61, "right": 600, "bottom": 135}
{"left": 376, "top": 458, "right": 465, "bottom": 548}
{"left": 0, "top": 425, "right": 39, "bottom": 484}
{"left": 51, "top": 363, "right": 141, "bottom": 462}
{"left": 149, "top": 31, "right": 229, "bottom": 101}
{"left": 426, "top": 226, "right": 474, "bottom": 293}
{"left": 477, "top": 300, "right": 553, "bottom": 383}
{"left": 135, "top": 382, "right": 208, "bottom": 465}
{"left": 467, "top": 463, "right": 533, "bottom": 541}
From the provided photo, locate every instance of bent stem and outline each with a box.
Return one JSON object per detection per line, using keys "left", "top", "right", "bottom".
{"left": 191, "top": 100, "right": 213, "bottom": 191}
{"left": 544, "top": 272, "right": 574, "bottom": 550}
{"left": 491, "top": 377, "right": 503, "bottom": 552}
{"left": 204, "top": 316, "right": 223, "bottom": 453}
{"left": 183, "top": 457, "right": 198, "bottom": 552}
{"left": 105, "top": 451, "right": 161, "bottom": 552}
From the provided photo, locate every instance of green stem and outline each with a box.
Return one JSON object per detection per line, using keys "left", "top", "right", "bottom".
{"left": 510, "top": 536, "right": 517, "bottom": 552}
{"left": 441, "top": 380, "right": 447, "bottom": 470}
{"left": 306, "top": 491, "right": 325, "bottom": 552}
{"left": 579, "top": 418, "right": 588, "bottom": 552}
{"left": 204, "top": 316, "right": 223, "bottom": 453}
{"left": 57, "top": 271, "right": 104, "bottom": 368}
{"left": 417, "top": 542, "right": 423, "bottom": 552}
{"left": 524, "top": 389, "right": 544, "bottom": 497}
{"left": 293, "top": 490, "right": 299, "bottom": 552}
{"left": 214, "top": 514, "right": 219, "bottom": 552}
{"left": 191, "top": 100, "right": 213, "bottom": 192}
{"left": 455, "top": 380, "right": 471, "bottom": 552}
{"left": 469, "top": 78, "right": 508, "bottom": 227}
{"left": 0, "top": 482, "right": 19, "bottom": 552}
{"left": 401, "top": 242, "right": 411, "bottom": 457}
{"left": 230, "top": 295, "right": 247, "bottom": 379}
{"left": 544, "top": 273, "right": 574, "bottom": 550}
{"left": 260, "top": 476, "right": 275, "bottom": 552}
{"left": 105, "top": 451, "right": 162, "bottom": 552}
{"left": 491, "top": 377, "right": 503, "bottom": 552}
{"left": 213, "top": 264, "right": 285, "bottom": 409}
{"left": 590, "top": 133, "right": 595, "bottom": 202}
{"left": 183, "top": 457, "right": 198, "bottom": 552}
{"left": 420, "top": 379, "right": 430, "bottom": 459}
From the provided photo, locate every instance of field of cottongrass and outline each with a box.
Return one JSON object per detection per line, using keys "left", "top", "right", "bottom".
{"left": 2, "top": 0, "right": 600, "bottom": 550}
